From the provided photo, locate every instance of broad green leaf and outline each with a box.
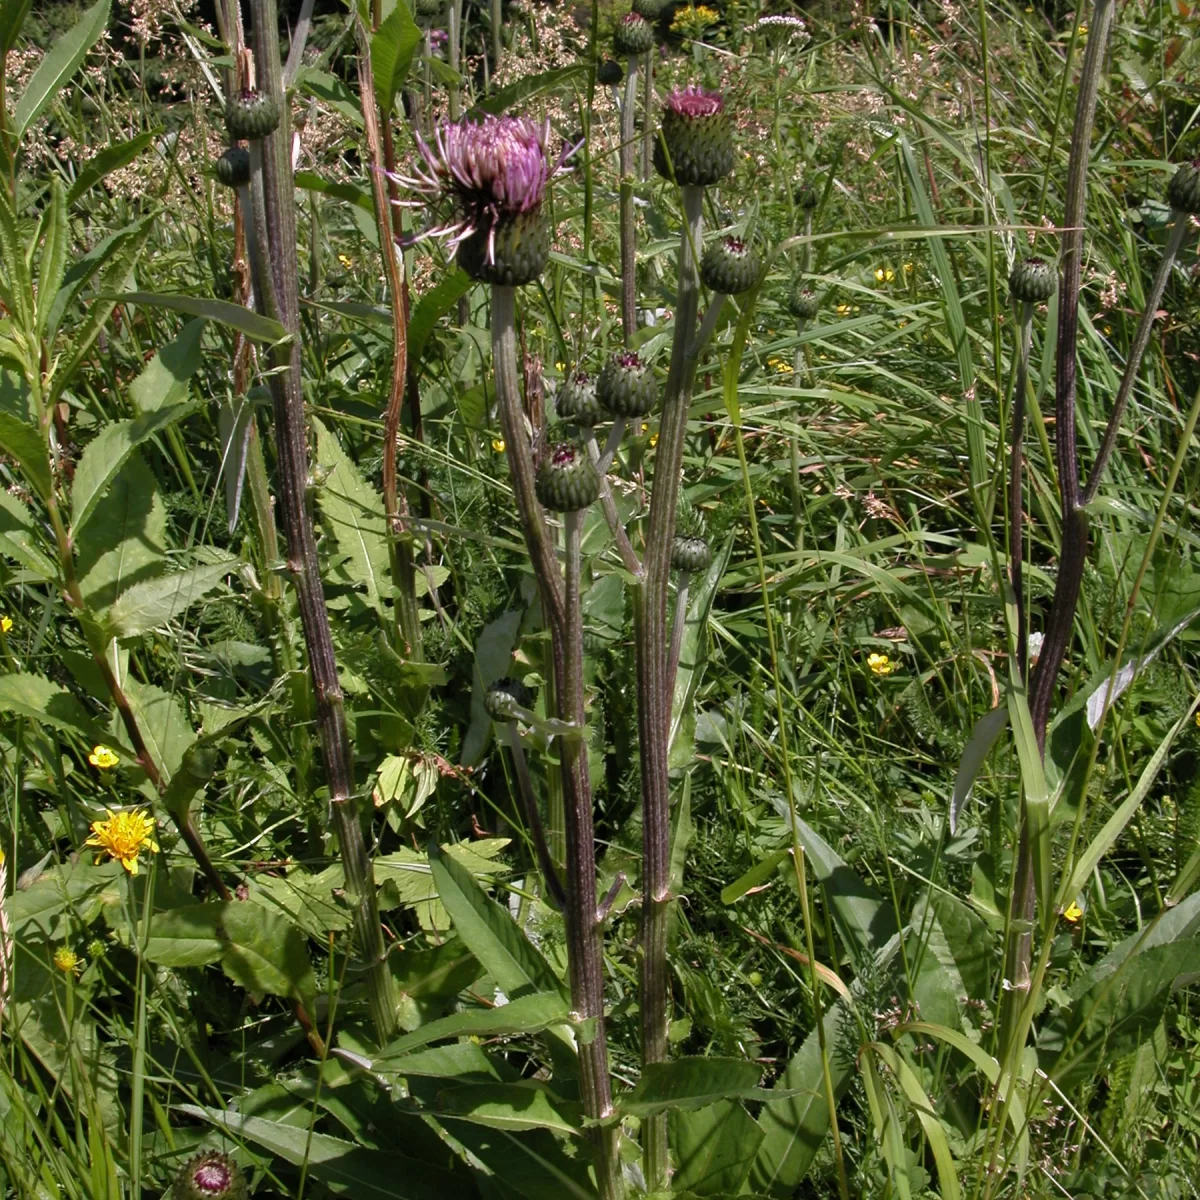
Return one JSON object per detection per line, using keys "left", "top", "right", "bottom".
{"left": 219, "top": 901, "right": 317, "bottom": 1020}
{"left": 0, "top": 672, "right": 102, "bottom": 741}
{"left": 297, "top": 68, "right": 363, "bottom": 129}
{"left": 1061, "top": 694, "right": 1200, "bottom": 907}
{"left": 870, "top": 1043, "right": 961, "bottom": 1200}
{"left": 34, "top": 178, "right": 67, "bottom": 338}
{"left": 174, "top": 1106, "right": 467, "bottom": 1200}
{"left": 0, "top": 0, "right": 31, "bottom": 60}
{"left": 113, "top": 292, "right": 286, "bottom": 343}
{"left": 371, "top": 2, "right": 421, "bottom": 117}
{"left": 720, "top": 848, "right": 790, "bottom": 907}
{"left": 949, "top": 705, "right": 1007, "bottom": 833}
{"left": 0, "top": 410, "right": 50, "bottom": 502}
{"left": 408, "top": 270, "right": 472, "bottom": 364}
{"left": 0, "top": 487, "right": 55, "bottom": 578}
{"left": 76, "top": 450, "right": 167, "bottom": 612}
{"left": 434, "top": 1082, "right": 582, "bottom": 1137}
{"left": 670, "top": 1101, "right": 763, "bottom": 1197}
{"left": 352, "top": 1040, "right": 500, "bottom": 1083}
{"left": 1006, "top": 680, "right": 1051, "bottom": 916}
{"left": 787, "top": 812, "right": 898, "bottom": 965}
{"left": 621, "top": 1058, "right": 763, "bottom": 1117}
{"left": 441, "top": 1121, "right": 595, "bottom": 1200}
{"left": 380, "top": 990, "right": 570, "bottom": 1056}
{"left": 375, "top": 837, "right": 509, "bottom": 930}
{"left": 71, "top": 402, "right": 202, "bottom": 535}
{"left": 107, "top": 556, "right": 237, "bottom": 639}
{"left": 475, "top": 64, "right": 588, "bottom": 116}
{"left": 295, "top": 170, "right": 375, "bottom": 213}
{"left": 128, "top": 317, "right": 206, "bottom": 413}
{"left": 67, "top": 131, "right": 156, "bottom": 206}
{"left": 429, "top": 842, "right": 566, "bottom": 999}
{"left": 143, "top": 904, "right": 224, "bottom": 967}
{"left": 124, "top": 677, "right": 193, "bottom": 783}
{"left": 8, "top": 858, "right": 122, "bottom": 938}
{"left": 13, "top": 0, "right": 109, "bottom": 137}
{"left": 314, "top": 416, "right": 392, "bottom": 616}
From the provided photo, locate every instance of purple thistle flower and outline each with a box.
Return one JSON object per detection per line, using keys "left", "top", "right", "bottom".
{"left": 663, "top": 85, "right": 724, "bottom": 120}
{"left": 429, "top": 28, "right": 448, "bottom": 51}
{"left": 393, "top": 114, "right": 578, "bottom": 265}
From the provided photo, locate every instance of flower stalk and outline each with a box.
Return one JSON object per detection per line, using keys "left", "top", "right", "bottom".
{"left": 243, "top": 0, "right": 397, "bottom": 1042}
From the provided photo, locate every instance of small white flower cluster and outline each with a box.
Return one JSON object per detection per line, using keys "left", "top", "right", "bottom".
{"left": 751, "top": 14, "right": 808, "bottom": 38}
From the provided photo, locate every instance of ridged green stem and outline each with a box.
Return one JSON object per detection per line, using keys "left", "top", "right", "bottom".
{"left": 491, "top": 287, "right": 623, "bottom": 1200}
{"left": 635, "top": 182, "right": 704, "bottom": 1193}
{"left": 619, "top": 57, "right": 639, "bottom": 345}
{"left": 1009, "top": 300, "right": 1034, "bottom": 680}
{"left": 245, "top": 0, "right": 397, "bottom": 1043}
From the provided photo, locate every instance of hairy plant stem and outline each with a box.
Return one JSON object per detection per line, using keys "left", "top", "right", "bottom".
{"left": 244, "top": 0, "right": 397, "bottom": 1043}
{"left": 1001, "top": 0, "right": 1113, "bottom": 1052}
{"left": 1009, "top": 301, "right": 1034, "bottom": 681}
{"left": 640, "top": 47, "right": 654, "bottom": 181}
{"left": 619, "top": 57, "right": 639, "bottom": 345}
{"left": 664, "top": 570, "right": 690, "bottom": 727}
{"left": 635, "top": 182, "right": 704, "bottom": 1193}
{"left": 356, "top": 18, "right": 422, "bottom": 660}
{"left": 584, "top": 429, "right": 642, "bottom": 576}
{"left": 491, "top": 287, "right": 622, "bottom": 1199}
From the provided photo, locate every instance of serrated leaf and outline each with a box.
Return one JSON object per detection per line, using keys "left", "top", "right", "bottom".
{"left": 129, "top": 316, "right": 206, "bottom": 413}
{"left": 429, "top": 841, "right": 566, "bottom": 1000}
{"left": 219, "top": 901, "right": 317, "bottom": 1019}
{"left": 313, "top": 416, "right": 392, "bottom": 615}
{"left": 174, "top": 1106, "right": 466, "bottom": 1200}
{"left": 621, "top": 1058, "right": 763, "bottom": 1117}
{"left": 434, "top": 1082, "right": 582, "bottom": 1137}
{"left": 371, "top": 3, "right": 421, "bottom": 117}
{"left": 124, "top": 677, "right": 193, "bottom": 783}
{"left": 0, "top": 672, "right": 103, "bottom": 740}
{"left": 107, "top": 556, "right": 237, "bottom": 639}
{"left": 13, "top": 0, "right": 109, "bottom": 137}
{"left": 0, "top": 410, "right": 50, "bottom": 503}
{"left": 143, "top": 904, "right": 224, "bottom": 967}
{"left": 34, "top": 178, "right": 67, "bottom": 338}
{"left": 0, "top": 487, "right": 55, "bottom": 578}
{"left": 71, "top": 402, "right": 202, "bottom": 535}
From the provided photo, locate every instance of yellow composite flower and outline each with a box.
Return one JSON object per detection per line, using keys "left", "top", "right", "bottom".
{"left": 53, "top": 946, "right": 79, "bottom": 973}
{"left": 768, "top": 357, "right": 795, "bottom": 375}
{"left": 867, "top": 652, "right": 899, "bottom": 676}
{"left": 0, "top": 615, "right": 12, "bottom": 633}
{"left": 337, "top": 253, "right": 354, "bottom": 269}
{"left": 85, "top": 809, "right": 160, "bottom": 875}
{"left": 1063, "top": 901, "right": 1084, "bottom": 924}
{"left": 492, "top": 438, "right": 506, "bottom": 453}
{"left": 88, "top": 744, "right": 119, "bottom": 770}
{"left": 671, "top": 4, "right": 719, "bottom": 36}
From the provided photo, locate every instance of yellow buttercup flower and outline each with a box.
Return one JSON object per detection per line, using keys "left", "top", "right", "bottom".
{"left": 768, "top": 357, "right": 794, "bottom": 375}
{"left": 85, "top": 809, "right": 159, "bottom": 875}
{"left": 492, "top": 438, "right": 506, "bottom": 453}
{"left": 88, "top": 745, "right": 119, "bottom": 770}
{"left": 867, "top": 652, "right": 899, "bottom": 676}
{"left": 0, "top": 615, "right": 12, "bottom": 633}
{"left": 1063, "top": 901, "right": 1083, "bottom": 923}
{"left": 874, "top": 267, "right": 895, "bottom": 283}
{"left": 337, "top": 253, "right": 354, "bottom": 269}
{"left": 53, "top": 946, "right": 79, "bottom": 973}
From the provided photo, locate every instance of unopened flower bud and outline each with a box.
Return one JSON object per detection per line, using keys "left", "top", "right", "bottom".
{"left": 614, "top": 12, "right": 654, "bottom": 56}
{"left": 214, "top": 147, "right": 250, "bottom": 189}
{"left": 224, "top": 89, "right": 280, "bottom": 141}
{"left": 598, "top": 351, "right": 657, "bottom": 417}
{"left": 535, "top": 443, "right": 601, "bottom": 512}
{"left": 700, "top": 236, "right": 761, "bottom": 295}
{"left": 671, "top": 535, "right": 712, "bottom": 574}
{"left": 653, "top": 86, "right": 733, "bottom": 187}
{"left": 557, "top": 372, "right": 604, "bottom": 428}
{"left": 1009, "top": 256, "right": 1056, "bottom": 305}
{"left": 484, "top": 677, "right": 534, "bottom": 722}
{"left": 1166, "top": 158, "right": 1200, "bottom": 215}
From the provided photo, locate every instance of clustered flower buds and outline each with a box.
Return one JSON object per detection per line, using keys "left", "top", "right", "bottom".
{"left": 224, "top": 88, "right": 280, "bottom": 141}
{"left": 700, "top": 236, "right": 761, "bottom": 296}
{"left": 1009, "top": 256, "right": 1056, "bottom": 305}
{"left": 557, "top": 372, "right": 604, "bottom": 428}
{"left": 536, "top": 442, "right": 602, "bottom": 512}
{"left": 172, "top": 1152, "right": 247, "bottom": 1200}
{"left": 598, "top": 351, "right": 657, "bottom": 417}
{"left": 1166, "top": 157, "right": 1200, "bottom": 215}
{"left": 653, "top": 86, "right": 733, "bottom": 187}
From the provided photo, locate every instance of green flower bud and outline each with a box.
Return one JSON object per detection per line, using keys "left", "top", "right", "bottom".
{"left": 614, "top": 12, "right": 654, "bottom": 56}
{"left": 597, "top": 58, "right": 624, "bottom": 86}
{"left": 457, "top": 207, "right": 550, "bottom": 287}
{"left": 224, "top": 89, "right": 280, "bottom": 141}
{"left": 700, "top": 236, "right": 761, "bottom": 295}
{"left": 535, "top": 442, "right": 601, "bottom": 512}
{"left": 415, "top": 0, "right": 442, "bottom": 16}
{"left": 484, "top": 676, "right": 534, "bottom": 721}
{"left": 214, "top": 147, "right": 250, "bottom": 189}
{"left": 1166, "top": 158, "right": 1200, "bottom": 215}
{"left": 632, "top": 0, "right": 670, "bottom": 17}
{"left": 597, "top": 351, "right": 657, "bottom": 417}
{"left": 172, "top": 1152, "right": 247, "bottom": 1200}
{"left": 654, "top": 86, "right": 733, "bottom": 187}
{"left": 787, "top": 283, "right": 820, "bottom": 322}
{"left": 671, "top": 535, "right": 712, "bottom": 573}
{"left": 1008, "top": 256, "right": 1056, "bottom": 305}
{"left": 793, "top": 180, "right": 819, "bottom": 210}
{"left": 557, "top": 372, "right": 604, "bottom": 428}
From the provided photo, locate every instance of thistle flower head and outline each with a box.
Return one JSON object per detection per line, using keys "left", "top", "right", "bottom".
{"left": 664, "top": 85, "right": 724, "bottom": 120}
{"left": 396, "top": 114, "right": 577, "bottom": 266}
